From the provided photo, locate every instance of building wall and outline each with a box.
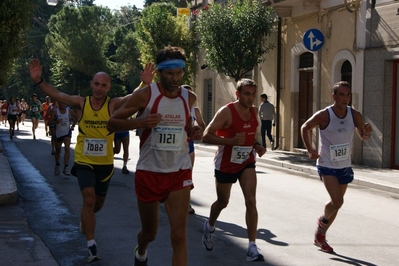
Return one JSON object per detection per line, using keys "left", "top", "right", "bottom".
{"left": 362, "top": 1, "right": 399, "bottom": 167}
{"left": 280, "top": 6, "right": 361, "bottom": 152}
{"left": 194, "top": 32, "right": 278, "bottom": 135}
{"left": 193, "top": 0, "right": 399, "bottom": 168}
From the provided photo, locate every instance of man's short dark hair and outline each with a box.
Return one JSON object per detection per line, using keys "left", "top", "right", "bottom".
{"left": 260, "top": 93, "right": 267, "bottom": 100}
{"left": 236, "top": 78, "right": 257, "bottom": 92}
{"left": 156, "top": 46, "right": 186, "bottom": 65}
{"left": 333, "top": 81, "right": 351, "bottom": 94}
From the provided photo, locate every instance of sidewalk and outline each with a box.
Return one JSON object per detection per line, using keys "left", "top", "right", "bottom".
{"left": 194, "top": 142, "right": 399, "bottom": 195}
{"left": 0, "top": 134, "right": 59, "bottom": 265}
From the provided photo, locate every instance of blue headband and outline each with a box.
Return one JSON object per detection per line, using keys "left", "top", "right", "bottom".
{"left": 157, "top": 59, "right": 185, "bottom": 70}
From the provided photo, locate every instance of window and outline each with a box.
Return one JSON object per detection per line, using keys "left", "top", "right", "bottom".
{"left": 299, "top": 52, "right": 313, "bottom": 68}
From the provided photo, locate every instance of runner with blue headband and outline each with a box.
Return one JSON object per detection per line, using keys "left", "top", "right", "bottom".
{"left": 106, "top": 45, "right": 204, "bottom": 266}
{"left": 157, "top": 59, "right": 186, "bottom": 70}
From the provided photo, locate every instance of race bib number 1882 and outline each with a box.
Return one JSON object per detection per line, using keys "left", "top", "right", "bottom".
{"left": 83, "top": 138, "right": 107, "bottom": 156}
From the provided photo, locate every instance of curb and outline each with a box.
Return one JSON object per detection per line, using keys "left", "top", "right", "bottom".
{"left": 0, "top": 141, "right": 18, "bottom": 205}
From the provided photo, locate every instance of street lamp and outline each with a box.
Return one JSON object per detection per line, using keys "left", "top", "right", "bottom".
{"left": 47, "top": 0, "right": 57, "bottom": 6}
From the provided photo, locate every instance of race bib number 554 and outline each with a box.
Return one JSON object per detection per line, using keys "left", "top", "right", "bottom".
{"left": 230, "top": 146, "right": 252, "bottom": 164}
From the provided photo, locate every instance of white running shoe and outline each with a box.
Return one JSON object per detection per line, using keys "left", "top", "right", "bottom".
{"left": 63, "top": 167, "right": 70, "bottom": 176}
{"left": 246, "top": 244, "right": 265, "bottom": 262}
{"left": 202, "top": 220, "right": 216, "bottom": 251}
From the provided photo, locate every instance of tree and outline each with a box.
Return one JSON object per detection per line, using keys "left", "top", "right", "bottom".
{"left": 1, "top": 0, "right": 62, "bottom": 100}
{"left": 46, "top": 6, "right": 114, "bottom": 76}
{"left": 0, "top": 0, "right": 35, "bottom": 87}
{"left": 196, "top": 0, "right": 275, "bottom": 82}
{"left": 45, "top": 6, "right": 119, "bottom": 95}
{"left": 134, "top": 2, "right": 196, "bottom": 84}
{"left": 110, "top": 6, "right": 143, "bottom": 93}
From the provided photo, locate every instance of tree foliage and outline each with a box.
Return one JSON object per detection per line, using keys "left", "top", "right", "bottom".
{"left": 44, "top": 6, "right": 125, "bottom": 96}
{"left": 134, "top": 3, "right": 196, "bottom": 83}
{"left": 46, "top": 6, "right": 114, "bottom": 76}
{"left": 111, "top": 6, "right": 143, "bottom": 93}
{"left": 196, "top": 0, "right": 275, "bottom": 82}
{"left": 0, "top": 0, "right": 35, "bottom": 87}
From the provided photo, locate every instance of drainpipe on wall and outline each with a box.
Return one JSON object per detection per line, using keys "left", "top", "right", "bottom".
{"left": 274, "top": 17, "right": 282, "bottom": 150}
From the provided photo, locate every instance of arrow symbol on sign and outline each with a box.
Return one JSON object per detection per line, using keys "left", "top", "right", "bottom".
{"left": 308, "top": 31, "right": 322, "bottom": 50}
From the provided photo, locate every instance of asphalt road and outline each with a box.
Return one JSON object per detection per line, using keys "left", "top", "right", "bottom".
{"left": 3, "top": 122, "right": 399, "bottom": 265}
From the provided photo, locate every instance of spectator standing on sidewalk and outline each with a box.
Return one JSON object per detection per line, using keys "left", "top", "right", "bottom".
{"left": 301, "top": 81, "right": 372, "bottom": 253}
{"left": 258, "top": 93, "right": 275, "bottom": 149}
{"left": 49, "top": 101, "right": 77, "bottom": 176}
{"left": 107, "top": 46, "right": 203, "bottom": 266}
{"left": 29, "top": 93, "right": 42, "bottom": 140}
{"left": 201, "top": 78, "right": 266, "bottom": 262}
{"left": 29, "top": 58, "right": 155, "bottom": 263}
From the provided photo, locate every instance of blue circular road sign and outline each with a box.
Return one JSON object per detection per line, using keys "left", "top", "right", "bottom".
{"left": 303, "top": 29, "right": 324, "bottom": 52}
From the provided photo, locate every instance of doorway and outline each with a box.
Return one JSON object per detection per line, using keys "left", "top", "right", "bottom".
{"left": 298, "top": 71, "right": 313, "bottom": 148}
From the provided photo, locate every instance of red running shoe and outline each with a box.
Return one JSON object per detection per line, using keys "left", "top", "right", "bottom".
{"left": 314, "top": 238, "right": 334, "bottom": 253}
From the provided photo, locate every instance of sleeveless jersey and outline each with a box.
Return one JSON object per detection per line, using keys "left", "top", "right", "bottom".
{"left": 136, "top": 83, "right": 191, "bottom": 173}
{"left": 214, "top": 103, "right": 258, "bottom": 173}
{"left": 317, "top": 106, "right": 355, "bottom": 168}
{"left": 55, "top": 107, "right": 71, "bottom": 138}
{"left": 74, "top": 96, "right": 114, "bottom": 165}
{"left": 30, "top": 100, "right": 40, "bottom": 115}
{"left": 8, "top": 102, "right": 19, "bottom": 115}
{"left": 42, "top": 102, "right": 50, "bottom": 118}
{"left": 1, "top": 103, "right": 7, "bottom": 114}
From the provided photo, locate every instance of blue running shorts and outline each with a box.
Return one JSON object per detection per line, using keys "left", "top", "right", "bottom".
{"left": 316, "top": 166, "right": 354, "bottom": 184}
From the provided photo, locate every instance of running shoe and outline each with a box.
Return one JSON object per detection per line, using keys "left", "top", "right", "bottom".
{"left": 122, "top": 166, "right": 129, "bottom": 174}
{"left": 54, "top": 166, "right": 60, "bottom": 175}
{"left": 134, "top": 245, "right": 148, "bottom": 266}
{"left": 314, "top": 238, "right": 334, "bottom": 253}
{"left": 314, "top": 216, "right": 327, "bottom": 244}
{"left": 33, "top": 134, "right": 36, "bottom": 140}
{"left": 63, "top": 167, "right": 71, "bottom": 176}
{"left": 51, "top": 149, "right": 55, "bottom": 155}
{"left": 202, "top": 220, "right": 216, "bottom": 251}
{"left": 246, "top": 245, "right": 265, "bottom": 262}
{"left": 88, "top": 244, "right": 101, "bottom": 262}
